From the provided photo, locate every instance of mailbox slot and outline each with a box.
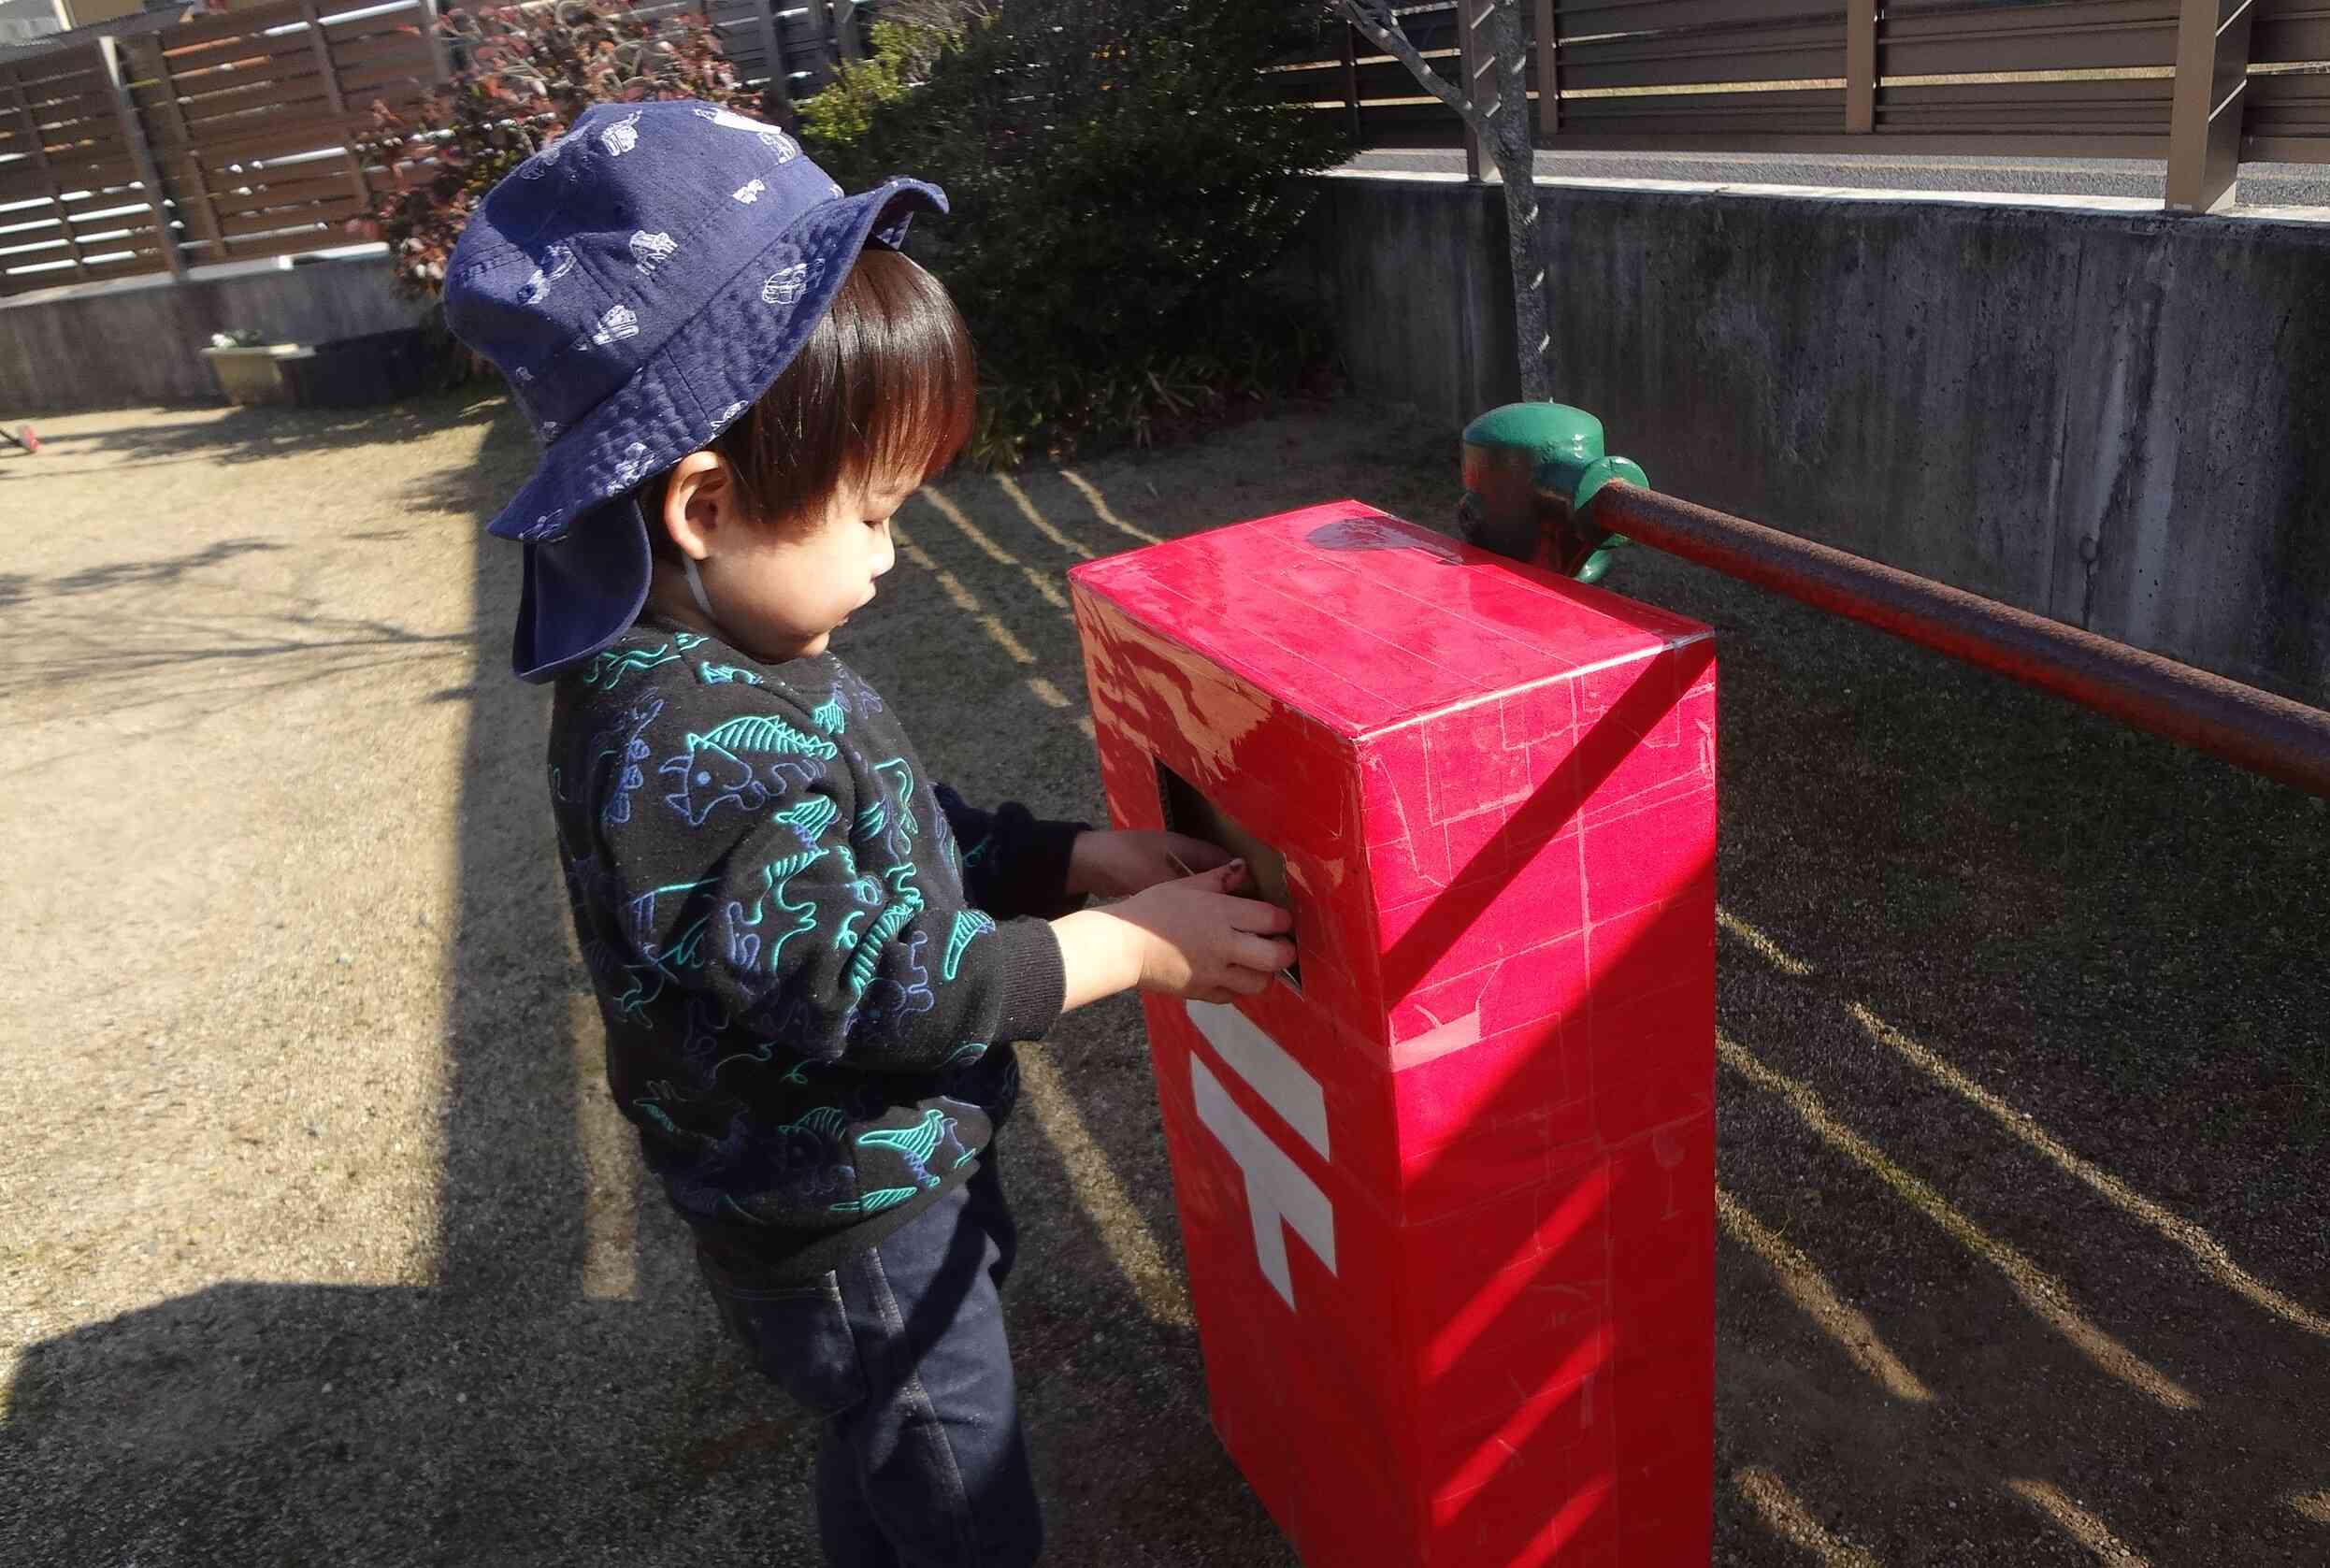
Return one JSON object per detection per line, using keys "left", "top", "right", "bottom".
{"left": 1155, "top": 758, "right": 1301, "bottom": 992}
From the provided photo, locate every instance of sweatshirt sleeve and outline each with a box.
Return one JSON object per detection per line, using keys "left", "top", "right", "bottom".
{"left": 604, "top": 693, "right": 1066, "bottom": 1072}
{"left": 934, "top": 783, "right": 1089, "bottom": 920}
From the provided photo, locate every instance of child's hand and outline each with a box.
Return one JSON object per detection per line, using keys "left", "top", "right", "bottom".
{"left": 1052, "top": 860, "right": 1295, "bottom": 1008}
{"left": 1112, "top": 860, "right": 1295, "bottom": 1002}
{"left": 1067, "top": 828, "right": 1230, "bottom": 899}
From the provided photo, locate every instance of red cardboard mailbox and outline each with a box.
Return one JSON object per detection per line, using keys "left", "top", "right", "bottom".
{"left": 1068, "top": 501, "right": 1719, "bottom": 1567}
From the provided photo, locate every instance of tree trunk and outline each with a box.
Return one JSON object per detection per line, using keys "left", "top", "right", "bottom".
{"left": 1338, "top": 0, "right": 1552, "bottom": 402}
{"left": 1482, "top": 1, "right": 1551, "bottom": 401}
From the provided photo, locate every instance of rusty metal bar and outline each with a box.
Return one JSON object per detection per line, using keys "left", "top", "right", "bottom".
{"left": 1593, "top": 482, "right": 2330, "bottom": 798}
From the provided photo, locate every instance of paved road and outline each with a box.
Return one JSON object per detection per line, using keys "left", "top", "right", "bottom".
{"left": 1349, "top": 147, "right": 2330, "bottom": 208}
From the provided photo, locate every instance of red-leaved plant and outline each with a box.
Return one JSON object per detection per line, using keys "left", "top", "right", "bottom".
{"left": 352, "top": 0, "right": 770, "bottom": 298}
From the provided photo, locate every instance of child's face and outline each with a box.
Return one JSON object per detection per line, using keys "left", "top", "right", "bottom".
{"left": 715, "top": 470, "right": 912, "bottom": 662}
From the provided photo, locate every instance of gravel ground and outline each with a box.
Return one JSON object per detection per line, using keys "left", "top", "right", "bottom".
{"left": 2, "top": 391, "right": 2324, "bottom": 1566}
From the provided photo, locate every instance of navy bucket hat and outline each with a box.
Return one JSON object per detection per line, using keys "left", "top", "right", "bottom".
{"left": 442, "top": 99, "right": 944, "bottom": 682}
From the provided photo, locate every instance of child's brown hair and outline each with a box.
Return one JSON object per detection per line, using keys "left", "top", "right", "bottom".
{"left": 644, "top": 248, "right": 974, "bottom": 549}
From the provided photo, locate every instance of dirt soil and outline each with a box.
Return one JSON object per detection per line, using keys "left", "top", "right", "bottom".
{"left": 2, "top": 391, "right": 2325, "bottom": 1567}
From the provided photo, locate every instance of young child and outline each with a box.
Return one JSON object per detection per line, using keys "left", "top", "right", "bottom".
{"left": 442, "top": 101, "right": 1295, "bottom": 1566}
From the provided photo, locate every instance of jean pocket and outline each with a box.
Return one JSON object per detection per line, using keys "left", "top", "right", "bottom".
{"left": 700, "top": 1260, "right": 868, "bottom": 1417}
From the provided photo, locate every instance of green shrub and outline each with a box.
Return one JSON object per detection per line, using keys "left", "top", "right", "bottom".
{"left": 801, "top": 0, "right": 1345, "bottom": 465}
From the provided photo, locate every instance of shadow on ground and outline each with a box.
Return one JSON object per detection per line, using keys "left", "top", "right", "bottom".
{"left": 0, "top": 395, "right": 1267, "bottom": 1568}
{"left": 0, "top": 395, "right": 496, "bottom": 480}
{"left": 5, "top": 397, "right": 2326, "bottom": 1565}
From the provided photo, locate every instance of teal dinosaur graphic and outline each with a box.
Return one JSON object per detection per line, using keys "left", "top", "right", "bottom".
{"left": 701, "top": 712, "right": 838, "bottom": 760}
{"left": 943, "top": 910, "right": 996, "bottom": 981}
{"left": 856, "top": 1109, "right": 951, "bottom": 1163}
{"left": 697, "top": 661, "right": 765, "bottom": 686}
{"left": 583, "top": 641, "right": 679, "bottom": 689}
{"left": 855, "top": 801, "right": 885, "bottom": 842}
{"left": 660, "top": 712, "right": 833, "bottom": 827}
{"left": 833, "top": 842, "right": 885, "bottom": 906}
{"left": 856, "top": 1109, "right": 960, "bottom": 1189}
{"left": 812, "top": 697, "right": 845, "bottom": 735}
{"left": 872, "top": 757, "right": 918, "bottom": 857}
{"left": 725, "top": 848, "right": 828, "bottom": 974}
{"left": 612, "top": 914, "right": 712, "bottom": 1018}
{"left": 941, "top": 1041, "right": 987, "bottom": 1068}
{"left": 780, "top": 1105, "right": 849, "bottom": 1140}
{"left": 708, "top": 1039, "right": 776, "bottom": 1077}
{"left": 844, "top": 885, "right": 924, "bottom": 995}
{"left": 673, "top": 631, "right": 709, "bottom": 651}
{"left": 835, "top": 908, "right": 869, "bottom": 953}
{"left": 776, "top": 795, "right": 840, "bottom": 846}
{"left": 626, "top": 877, "right": 717, "bottom": 943}
{"left": 830, "top": 1187, "right": 918, "bottom": 1216}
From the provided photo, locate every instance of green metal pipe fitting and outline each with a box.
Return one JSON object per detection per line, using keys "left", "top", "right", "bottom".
{"left": 1458, "top": 402, "right": 1644, "bottom": 584}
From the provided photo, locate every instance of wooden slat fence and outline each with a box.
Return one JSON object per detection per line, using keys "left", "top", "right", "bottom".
{"left": 0, "top": 0, "right": 874, "bottom": 295}
{"left": 127, "top": 0, "right": 440, "bottom": 277}
{"left": 1281, "top": 0, "right": 2330, "bottom": 210}
{"left": 1, "top": 41, "right": 180, "bottom": 292}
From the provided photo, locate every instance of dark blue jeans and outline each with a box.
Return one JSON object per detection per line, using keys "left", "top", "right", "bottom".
{"left": 697, "top": 1154, "right": 1042, "bottom": 1567}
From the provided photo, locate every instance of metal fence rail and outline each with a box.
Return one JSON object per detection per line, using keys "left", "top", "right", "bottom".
{"left": 1279, "top": 0, "right": 2330, "bottom": 210}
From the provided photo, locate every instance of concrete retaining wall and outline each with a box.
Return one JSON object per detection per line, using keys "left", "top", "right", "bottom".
{"left": 1301, "top": 174, "right": 2330, "bottom": 703}
{"left": 1, "top": 251, "right": 429, "bottom": 414}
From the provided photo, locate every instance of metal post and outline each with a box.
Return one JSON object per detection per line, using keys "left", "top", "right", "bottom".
{"left": 751, "top": 0, "right": 791, "bottom": 113}
{"left": 415, "top": 0, "right": 454, "bottom": 86}
{"left": 832, "top": 0, "right": 862, "bottom": 65}
{"left": 2165, "top": 0, "right": 2253, "bottom": 212}
{"left": 295, "top": 0, "right": 374, "bottom": 209}
{"left": 126, "top": 34, "right": 223, "bottom": 266}
{"left": 97, "top": 36, "right": 187, "bottom": 281}
{"left": 1845, "top": 0, "right": 1876, "bottom": 134}
{"left": 1455, "top": 0, "right": 1486, "bottom": 181}
{"left": 1532, "top": 0, "right": 1557, "bottom": 137}
{"left": 0, "top": 65, "right": 92, "bottom": 281}
{"left": 1341, "top": 21, "right": 1362, "bottom": 147}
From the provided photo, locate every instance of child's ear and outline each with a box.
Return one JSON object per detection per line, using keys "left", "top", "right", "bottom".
{"left": 661, "top": 451, "right": 736, "bottom": 560}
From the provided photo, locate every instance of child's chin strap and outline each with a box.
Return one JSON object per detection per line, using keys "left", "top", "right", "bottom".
{"left": 683, "top": 554, "right": 716, "bottom": 623}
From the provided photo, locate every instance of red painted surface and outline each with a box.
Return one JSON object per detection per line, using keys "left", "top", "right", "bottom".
{"left": 1068, "top": 502, "right": 1720, "bottom": 1567}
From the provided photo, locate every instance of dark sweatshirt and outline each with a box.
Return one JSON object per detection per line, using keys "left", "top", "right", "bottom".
{"left": 548, "top": 617, "right": 1083, "bottom": 1281}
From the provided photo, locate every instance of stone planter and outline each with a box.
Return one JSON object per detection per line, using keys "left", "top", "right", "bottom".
{"left": 200, "top": 343, "right": 314, "bottom": 406}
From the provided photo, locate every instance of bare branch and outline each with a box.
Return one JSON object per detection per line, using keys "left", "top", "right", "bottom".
{"left": 1331, "top": 0, "right": 1484, "bottom": 131}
